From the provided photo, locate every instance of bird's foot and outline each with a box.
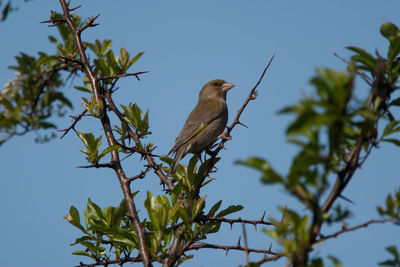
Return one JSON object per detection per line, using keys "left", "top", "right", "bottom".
{"left": 218, "top": 131, "right": 232, "bottom": 141}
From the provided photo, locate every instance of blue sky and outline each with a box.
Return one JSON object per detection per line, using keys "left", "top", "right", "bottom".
{"left": 1, "top": 0, "right": 400, "bottom": 266}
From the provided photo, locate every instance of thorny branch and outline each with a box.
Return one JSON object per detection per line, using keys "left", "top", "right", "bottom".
{"left": 321, "top": 55, "right": 387, "bottom": 214}
{"left": 56, "top": 1, "right": 152, "bottom": 266}
{"left": 75, "top": 255, "right": 145, "bottom": 267}
{"left": 188, "top": 242, "right": 279, "bottom": 256}
{"left": 198, "top": 212, "right": 273, "bottom": 229}
{"left": 317, "top": 218, "right": 394, "bottom": 242}
{"left": 51, "top": 2, "right": 278, "bottom": 266}
{"left": 59, "top": 109, "right": 87, "bottom": 139}
{"left": 295, "top": 54, "right": 397, "bottom": 267}
{"left": 104, "top": 89, "right": 174, "bottom": 190}
{"left": 99, "top": 71, "right": 149, "bottom": 81}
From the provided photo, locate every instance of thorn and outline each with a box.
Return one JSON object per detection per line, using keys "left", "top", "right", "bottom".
{"left": 69, "top": 5, "right": 81, "bottom": 11}
{"left": 225, "top": 248, "right": 229, "bottom": 256}
{"left": 237, "top": 121, "right": 249, "bottom": 128}
{"left": 237, "top": 236, "right": 241, "bottom": 246}
{"left": 268, "top": 243, "right": 272, "bottom": 251}
{"left": 338, "top": 194, "right": 355, "bottom": 204}
{"left": 280, "top": 206, "right": 287, "bottom": 224}
{"left": 261, "top": 211, "right": 266, "bottom": 221}
{"left": 254, "top": 223, "right": 257, "bottom": 231}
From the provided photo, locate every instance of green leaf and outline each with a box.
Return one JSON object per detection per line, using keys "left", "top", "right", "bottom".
{"left": 379, "top": 245, "right": 400, "bottom": 266}
{"left": 37, "top": 122, "right": 56, "bottom": 129}
{"left": 106, "top": 49, "right": 119, "bottom": 74}
{"left": 216, "top": 205, "right": 243, "bottom": 217}
{"left": 236, "top": 157, "right": 283, "bottom": 184}
{"left": 87, "top": 198, "right": 104, "bottom": 222}
{"left": 170, "top": 182, "right": 183, "bottom": 205}
{"left": 347, "top": 46, "right": 377, "bottom": 70}
{"left": 328, "top": 255, "right": 343, "bottom": 267}
{"left": 381, "top": 121, "right": 400, "bottom": 139}
{"left": 108, "top": 232, "right": 138, "bottom": 248}
{"left": 99, "top": 144, "right": 122, "bottom": 158}
{"left": 382, "top": 138, "right": 400, "bottom": 147}
{"left": 94, "top": 58, "right": 110, "bottom": 76}
{"left": 208, "top": 200, "right": 222, "bottom": 217}
{"left": 168, "top": 200, "right": 183, "bottom": 222}
{"left": 119, "top": 47, "right": 129, "bottom": 67}
{"left": 202, "top": 221, "right": 221, "bottom": 234}
{"left": 127, "top": 51, "right": 144, "bottom": 69}
{"left": 72, "top": 250, "right": 92, "bottom": 258}
{"left": 192, "top": 196, "right": 206, "bottom": 217}
{"left": 65, "top": 206, "right": 85, "bottom": 232}
{"left": 74, "top": 86, "right": 92, "bottom": 93}
{"left": 381, "top": 22, "right": 400, "bottom": 40}
{"left": 144, "top": 191, "right": 161, "bottom": 230}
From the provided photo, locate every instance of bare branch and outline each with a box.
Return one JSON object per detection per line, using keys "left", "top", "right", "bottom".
{"left": 254, "top": 254, "right": 283, "bottom": 265}
{"left": 317, "top": 218, "right": 393, "bottom": 242}
{"left": 198, "top": 213, "right": 273, "bottom": 229}
{"left": 242, "top": 224, "right": 250, "bottom": 266}
{"left": 59, "top": 109, "right": 88, "bottom": 139}
{"left": 187, "top": 242, "right": 279, "bottom": 256}
{"left": 77, "top": 162, "right": 114, "bottom": 169}
{"left": 75, "top": 255, "right": 145, "bottom": 267}
{"left": 78, "top": 14, "right": 100, "bottom": 33}
{"left": 334, "top": 52, "right": 372, "bottom": 86}
{"left": 128, "top": 167, "right": 151, "bottom": 182}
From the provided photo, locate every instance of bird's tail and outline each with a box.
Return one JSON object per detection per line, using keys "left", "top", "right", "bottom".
{"left": 168, "top": 148, "right": 185, "bottom": 175}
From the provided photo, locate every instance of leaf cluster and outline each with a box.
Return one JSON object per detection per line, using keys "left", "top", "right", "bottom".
{"left": 238, "top": 21, "right": 400, "bottom": 266}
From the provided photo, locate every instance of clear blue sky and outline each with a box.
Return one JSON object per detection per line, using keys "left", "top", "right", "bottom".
{"left": 1, "top": 0, "right": 400, "bottom": 266}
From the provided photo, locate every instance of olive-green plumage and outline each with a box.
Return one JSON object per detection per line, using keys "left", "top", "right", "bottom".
{"left": 167, "top": 79, "right": 235, "bottom": 174}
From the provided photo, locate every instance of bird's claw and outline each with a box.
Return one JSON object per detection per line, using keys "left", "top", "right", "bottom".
{"left": 218, "top": 131, "right": 232, "bottom": 141}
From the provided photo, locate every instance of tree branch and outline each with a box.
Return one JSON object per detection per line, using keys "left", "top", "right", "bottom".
{"left": 198, "top": 212, "right": 273, "bottom": 229}
{"left": 59, "top": 109, "right": 87, "bottom": 139}
{"left": 58, "top": 1, "right": 152, "bottom": 265}
{"left": 99, "top": 71, "right": 149, "bottom": 81}
{"left": 187, "top": 242, "right": 279, "bottom": 256}
{"left": 75, "top": 255, "right": 145, "bottom": 267}
{"left": 104, "top": 89, "right": 174, "bottom": 191}
{"left": 317, "top": 218, "right": 393, "bottom": 242}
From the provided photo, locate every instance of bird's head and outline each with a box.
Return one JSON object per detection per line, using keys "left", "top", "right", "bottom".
{"left": 199, "top": 79, "right": 235, "bottom": 101}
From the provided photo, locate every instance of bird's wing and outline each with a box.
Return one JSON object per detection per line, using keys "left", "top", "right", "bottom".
{"left": 171, "top": 100, "right": 225, "bottom": 153}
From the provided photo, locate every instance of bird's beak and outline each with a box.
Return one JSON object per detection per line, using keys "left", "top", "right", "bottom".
{"left": 222, "top": 82, "right": 235, "bottom": 92}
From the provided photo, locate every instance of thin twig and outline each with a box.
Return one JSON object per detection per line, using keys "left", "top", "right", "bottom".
{"left": 254, "top": 254, "right": 283, "bottom": 265}
{"left": 75, "top": 255, "right": 146, "bottom": 267}
{"left": 317, "top": 218, "right": 393, "bottom": 242}
{"left": 334, "top": 52, "right": 372, "bottom": 86}
{"left": 59, "top": 109, "right": 88, "bottom": 139}
{"left": 128, "top": 167, "right": 151, "bottom": 182}
{"left": 77, "top": 162, "right": 114, "bottom": 169}
{"left": 198, "top": 212, "right": 272, "bottom": 230}
{"left": 78, "top": 14, "right": 100, "bottom": 33}
{"left": 187, "top": 242, "right": 279, "bottom": 256}
{"left": 242, "top": 224, "right": 250, "bottom": 267}
{"left": 104, "top": 90, "right": 174, "bottom": 191}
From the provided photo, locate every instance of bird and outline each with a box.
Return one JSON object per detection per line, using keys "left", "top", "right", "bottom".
{"left": 167, "top": 79, "right": 235, "bottom": 175}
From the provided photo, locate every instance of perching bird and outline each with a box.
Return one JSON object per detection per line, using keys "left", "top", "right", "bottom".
{"left": 167, "top": 79, "right": 235, "bottom": 174}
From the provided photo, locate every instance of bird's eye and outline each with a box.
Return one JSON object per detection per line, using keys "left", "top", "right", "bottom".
{"left": 213, "top": 82, "right": 219, "bottom": 86}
